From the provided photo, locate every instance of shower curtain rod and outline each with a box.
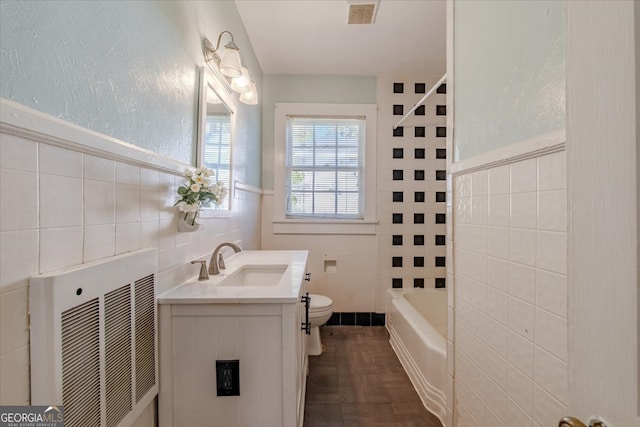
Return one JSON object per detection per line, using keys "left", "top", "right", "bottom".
{"left": 393, "top": 73, "right": 447, "bottom": 130}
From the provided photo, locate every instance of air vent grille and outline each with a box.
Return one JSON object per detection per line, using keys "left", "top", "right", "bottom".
{"left": 61, "top": 298, "right": 101, "bottom": 427}
{"left": 135, "top": 274, "right": 156, "bottom": 402}
{"left": 105, "top": 284, "right": 133, "bottom": 427}
{"left": 348, "top": 2, "right": 378, "bottom": 25}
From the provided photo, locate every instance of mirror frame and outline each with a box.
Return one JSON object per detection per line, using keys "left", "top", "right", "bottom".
{"left": 196, "top": 65, "right": 236, "bottom": 216}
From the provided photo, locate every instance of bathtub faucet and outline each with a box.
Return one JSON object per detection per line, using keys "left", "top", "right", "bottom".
{"left": 209, "top": 242, "right": 242, "bottom": 275}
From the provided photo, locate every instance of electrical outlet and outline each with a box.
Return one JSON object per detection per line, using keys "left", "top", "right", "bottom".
{"left": 216, "top": 360, "right": 240, "bottom": 396}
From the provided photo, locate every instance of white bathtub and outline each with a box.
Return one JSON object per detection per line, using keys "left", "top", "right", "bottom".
{"left": 387, "top": 288, "right": 447, "bottom": 426}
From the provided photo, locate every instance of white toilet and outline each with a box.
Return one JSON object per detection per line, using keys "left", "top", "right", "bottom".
{"left": 307, "top": 294, "right": 333, "bottom": 356}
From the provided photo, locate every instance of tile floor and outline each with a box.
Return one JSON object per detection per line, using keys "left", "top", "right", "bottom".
{"left": 303, "top": 326, "right": 443, "bottom": 427}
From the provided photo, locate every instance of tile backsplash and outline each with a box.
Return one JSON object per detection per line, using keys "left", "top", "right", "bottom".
{"left": 453, "top": 150, "right": 568, "bottom": 427}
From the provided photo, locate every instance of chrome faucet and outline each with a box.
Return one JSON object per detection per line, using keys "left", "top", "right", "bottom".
{"left": 209, "top": 242, "right": 242, "bottom": 275}
{"left": 190, "top": 260, "right": 209, "bottom": 281}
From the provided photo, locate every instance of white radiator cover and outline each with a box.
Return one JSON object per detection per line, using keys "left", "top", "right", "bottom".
{"left": 30, "top": 248, "right": 158, "bottom": 427}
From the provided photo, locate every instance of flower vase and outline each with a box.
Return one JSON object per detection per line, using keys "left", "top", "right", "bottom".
{"left": 177, "top": 210, "right": 200, "bottom": 232}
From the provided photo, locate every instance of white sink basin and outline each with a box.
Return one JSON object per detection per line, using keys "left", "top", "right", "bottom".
{"left": 218, "top": 265, "right": 288, "bottom": 287}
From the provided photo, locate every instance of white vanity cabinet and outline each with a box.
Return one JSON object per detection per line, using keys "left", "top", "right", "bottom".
{"left": 157, "top": 250, "right": 309, "bottom": 427}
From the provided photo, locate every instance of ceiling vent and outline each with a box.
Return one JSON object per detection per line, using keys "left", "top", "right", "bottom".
{"left": 347, "top": 1, "right": 379, "bottom": 25}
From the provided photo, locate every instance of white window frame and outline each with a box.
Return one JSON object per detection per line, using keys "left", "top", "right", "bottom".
{"left": 273, "top": 103, "right": 378, "bottom": 235}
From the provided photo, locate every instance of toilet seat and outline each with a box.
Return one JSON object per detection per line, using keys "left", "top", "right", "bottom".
{"left": 309, "top": 294, "right": 333, "bottom": 312}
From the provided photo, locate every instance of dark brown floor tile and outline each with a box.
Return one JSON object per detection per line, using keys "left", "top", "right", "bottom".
{"left": 306, "top": 366, "right": 341, "bottom": 403}
{"left": 336, "top": 351, "right": 378, "bottom": 374}
{"left": 341, "top": 403, "right": 394, "bottom": 424}
{"left": 338, "top": 373, "right": 390, "bottom": 404}
{"left": 391, "top": 403, "right": 443, "bottom": 427}
{"left": 303, "top": 403, "right": 344, "bottom": 427}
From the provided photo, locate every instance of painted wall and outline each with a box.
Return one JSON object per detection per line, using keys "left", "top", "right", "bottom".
{"left": 0, "top": 0, "right": 263, "bottom": 188}
{"left": 261, "top": 74, "right": 376, "bottom": 190}
{"left": 0, "top": 1, "right": 263, "bottom": 425}
{"left": 453, "top": 0, "right": 565, "bottom": 161}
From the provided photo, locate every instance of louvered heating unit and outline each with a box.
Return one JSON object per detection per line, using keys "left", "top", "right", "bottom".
{"left": 30, "top": 248, "right": 158, "bottom": 427}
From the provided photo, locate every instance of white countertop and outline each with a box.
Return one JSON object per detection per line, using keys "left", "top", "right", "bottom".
{"left": 158, "top": 250, "right": 309, "bottom": 304}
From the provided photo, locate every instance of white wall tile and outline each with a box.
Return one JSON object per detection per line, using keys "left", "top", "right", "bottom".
{"left": 456, "top": 197, "right": 472, "bottom": 224}
{"left": 140, "top": 168, "right": 160, "bottom": 188}
{"left": 471, "top": 170, "right": 488, "bottom": 196}
{"left": 84, "top": 180, "right": 115, "bottom": 225}
{"left": 488, "top": 227, "right": 510, "bottom": 260}
{"left": 116, "top": 222, "right": 141, "bottom": 255}
{"left": 39, "top": 227, "right": 83, "bottom": 272}
{"left": 533, "top": 385, "right": 566, "bottom": 427}
{"left": 0, "top": 346, "right": 30, "bottom": 404}
{"left": 535, "top": 308, "right": 567, "bottom": 361}
{"left": 116, "top": 184, "right": 141, "bottom": 223}
{"left": 537, "top": 231, "right": 567, "bottom": 274}
{"left": 116, "top": 162, "right": 140, "bottom": 185}
{"left": 537, "top": 190, "right": 566, "bottom": 231}
{"left": 40, "top": 175, "right": 83, "bottom": 228}
{"left": 84, "top": 224, "right": 116, "bottom": 263}
{"left": 471, "top": 196, "right": 488, "bottom": 225}
{"left": 488, "top": 165, "right": 510, "bottom": 195}
{"left": 487, "top": 288, "right": 508, "bottom": 325}
{"left": 0, "top": 134, "right": 37, "bottom": 172}
{"left": 39, "top": 144, "right": 82, "bottom": 177}
{"left": 84, "top": 155, "right": 115, "bottom": 182}
{"left": 510, "top": 158, "right": 537, "bottom": 193}
{"left": 485, "top": 346, "right": 508, "bottom": 391}
{"left": 485, "top": 317, "right": 508, "bottom": 357}
{"left": 488, "top": 195, "right": 510, "bottom": 227}
{"left": 488, "top": 257, "right": 509, "bottom": 293}
{"left": 486, "top": 377, "right": 508, "bottom": 424}
{"left": 507, "top": 365, "right": 533, "bottom": 415}
{"left": 536, "top": 270, "right": 567, "bottom": 318}
{"left": 509, "top": 297, "right": 535, "bottom": 341}
{"left": 1, "top": 169, "right": 38, "bottom": 231}
{"left": 141, "top": 188, "right": 160, "bottom": 222}
{"left": 140, "top": 221, "right": 159, "bottom": 249}
{"left": 509, "top": 229, "right": 536, "bottom": 266}
{"left": 508, "top": 330, "right": 534, "bottom": 378}
{"left": 537, "top": 151, "right": 566, "bottom": 191}
{"left": 455, "top": 174, "right": 472, "bottom": 198}
{"left": 507, "top": 397, "right": 533, "bottom": 426}
{"left": 534, "top": 347, "right": 568, "bottom": 404}
{"left": 509, "top": 263, "right": 536, "bottom": 304}
{"left": 0, "top": 287, "right": 29, "bottom": 356}
{"left": 0, "top": 230, "right": 38, "bottom": 290}
{"left": 510, "top": 192, "right": 537, "bottom": 229}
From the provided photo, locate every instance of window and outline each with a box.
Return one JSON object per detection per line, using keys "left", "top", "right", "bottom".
{"left": 286, "top": 116, "right": 364, "bottom": 218}
{"left": 274, "top": 103, "right": 377, "bottom": 234}
{"left": 202, "top": 114, "right": 231, "bottom": 210}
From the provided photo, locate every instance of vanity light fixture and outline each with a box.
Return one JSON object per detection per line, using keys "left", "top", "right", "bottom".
{"left": 230, "top": 62, "right": 251, "bottom": 93}
{"left": 239, "top": 80, "right": 258, "bottom": 105}
{"left": 203, "top": 31, "right": 242, "bottom": 78}
{"left": 203, "top": 31, "right": 259, "bottom": 105}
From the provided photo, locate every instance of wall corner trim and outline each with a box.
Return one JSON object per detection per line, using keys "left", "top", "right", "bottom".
{"left": 0, "top": 97, "right": 190, "bottom": 175}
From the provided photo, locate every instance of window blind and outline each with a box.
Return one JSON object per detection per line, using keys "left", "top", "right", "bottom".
{"left": 203, "top": 114, "right": 231, "bottom": 210}
{"left": 286, "top": 116, "right": 366, "bottom": 218}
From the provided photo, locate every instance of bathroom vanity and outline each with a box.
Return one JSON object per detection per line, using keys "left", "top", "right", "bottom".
{"left": 157, "top": 250, "right": 309, "bottom": 427}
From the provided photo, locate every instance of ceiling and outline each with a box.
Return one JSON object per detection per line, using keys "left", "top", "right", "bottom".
{"left": 234, "top": 0, "right": 446, "bottom": 77}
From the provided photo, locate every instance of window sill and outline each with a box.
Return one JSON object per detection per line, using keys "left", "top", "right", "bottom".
{"left": 272, "top": 219, "right": 378, "bottom": 235}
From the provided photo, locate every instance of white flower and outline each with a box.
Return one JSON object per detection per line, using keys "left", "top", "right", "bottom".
{"left": 190, "top": 183, "right": 201, "bottom": 192}
{"left": 203, "top": 168, "right": 213, "bottom": 177}
{"left": 195, "top": 167, "right": 204, "bottom": 175}
{"left": 184, "top": 169, "right": 194, "bottom": 178}
{"left": 203, "top": 179, "right": 211, "bottom": 187}
{"left": 211, "top": 183, "right": 220, "bottom": 193}
{"left": 194, "top": 175, "right": 204, "bottom": 185}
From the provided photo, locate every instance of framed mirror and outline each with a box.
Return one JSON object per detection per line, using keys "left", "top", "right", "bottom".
{"left": 196, "top": 66, "right": 236, "bottom": 214}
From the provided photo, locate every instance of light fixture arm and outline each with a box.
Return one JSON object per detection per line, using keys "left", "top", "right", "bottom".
{"left": 203, "top": 31, "right": 238, "bottom": 64}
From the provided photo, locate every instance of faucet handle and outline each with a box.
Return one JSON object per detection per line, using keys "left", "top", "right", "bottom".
{"left": 191, "top": 260, "right": 209, "bottom": 281}
{"left": 218, "top": 253, "right": 226, "bottom": 270}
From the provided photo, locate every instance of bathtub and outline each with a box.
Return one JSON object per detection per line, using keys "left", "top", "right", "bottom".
{"left": 386, "top": 288, "right": 447, "bottom": 425}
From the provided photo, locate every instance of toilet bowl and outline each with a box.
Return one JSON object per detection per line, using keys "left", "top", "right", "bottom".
{"left": 307, "top": 294, "right": 333, "bottom": 356}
